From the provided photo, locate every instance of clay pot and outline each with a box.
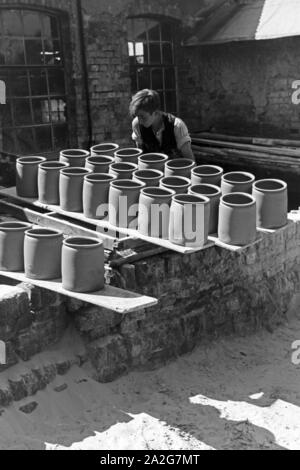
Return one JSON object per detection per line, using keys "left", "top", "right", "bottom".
{"left": 60, "top": 149, "right": 90, "bottom": 168}
{"left": 85, "top": 156, "right": 114, "bottom": 173}
{"left": 189, "top": 184, "right": 221, "bottom": 234}
{"left": 133, "top": 169, "right": 164, "bottom": 187}
{"left": 138, "top": 187, "right": 175, "bottom": 239}
{"left": 0, "top": 222, "right": 32, "bottom": 271}
{"left": 91, "top": 143, "right": 119, "bottom": 157}
{"left": 165, "top": 158, "right": 195, "bottom": 178}
{"left": 83, "top": 173, "right": 116, "bottom": 219}
{"left": 160, "top": 176, "right": 191, "bottom": 195}
{"left": 114, "top": 148, "right": 143, "bottom": 164}
{"left": 109, "top": 162, "right": 138, "bottom": 180}
{"left": 221, "top": 171, "right": 255, "bottom": 195}
{"left": 253, "top": 179, "right": 288, "bottom": 229}
{"left": 191, "top": 165, "right": 223, "bottom": 186}
{"left": 218, "top": 193, "right": 257, "bottom": 246}
{"left": 24, "top": 228, "right": 63, "bottom": 280}
{"left": 59, "top": 167, "right": 91, "bottom": 212}
{"left": 169, "top": 194, "right": 210, "bottom": 247}
{"left": 38, "top": 161, "right": 69, "bottom": 205}
{"left": 109, "top": 179, "right": 145, "bottom": 228}
{"left": 62, "top": 237, "right": 104, "bottom": 293}
{"left": 16, "top": 156, "right": 46, "bottom": 198}
{"left": 138, "top": 153, "right": 168, "bottom": 172}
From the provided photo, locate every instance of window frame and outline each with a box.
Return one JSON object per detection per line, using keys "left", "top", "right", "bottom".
{"left": 0, "top": 5, "right": 72, "bottom": 155}
{"left": 127, "top": 15, "right": 179, "bottom": 115}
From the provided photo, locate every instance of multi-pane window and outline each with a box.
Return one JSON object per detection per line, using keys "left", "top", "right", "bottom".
{"left": 0, "top": 8, "right": 68, "bottom": 155}
{"left": 128, "top": 18, "right": 178, "bottom": 114}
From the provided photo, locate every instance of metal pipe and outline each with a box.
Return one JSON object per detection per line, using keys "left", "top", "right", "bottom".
{"left": 76, "top": 0, "right": 93, "bottom": 149}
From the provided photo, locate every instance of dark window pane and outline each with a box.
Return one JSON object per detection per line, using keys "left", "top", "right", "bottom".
{"left": 50, "top": 99, "right": 66, "bottom": 123}
{"left": 165, "top": 68, "right": 176, "bottom": 89}
{"left": 48, "top": 69, "right": 65, "bottom": 95}
{"left": 16, "top": 128, "right": 35, "bottom": 154}
{"left": 43, "top": 16, "right": 59, "bottom": 39}
{"left": 11, "top": 72, "right": 29, "bottom": 97}
{"left": 165, "top": 91, "right": 177, "bottom": 113}
{"left": 130, "top": 70, "right": 137, "bottom": 92}
{"left": 0, "top": 39, "right": 5, "bottom": 65}
{"left": 2, "top": 129, "right": 15, "bottom": 153}
{"left": 137, "top": 68, "right": 150, "bottom": 90}
{"left": 35, "top": 126, "right": 52, "bottom": 151}
{"left": 25, "top": 39, "right": 43, "bottom": 64}
{"left": 32, "top": 98, "right": 51, "bottom": 124}
{"left": 29, "top": 69, "right": 48, "bottom": 96}
{"left": 23, "top": 12, "right": 42, "bottom": 37}
{"left": 161, "top": 22, "right": 174, "bottom": 41}
{"left": 2, "top": 10, "right": 23, "bottom": 36}
{"left": 162, "top": 43, "right": 173, "bottom": 64}
{"left": 158, "top": 91, "right": 165, "bottom": 110}
{"left": 148, "top": 21, "right": 160, "bottom": 41}
{"left": 135, "top": 19, "right": 148, "bottom": 41}
{"left": 53, "top": 124, "right": 68, "bottom": 148}
{"left": 152, "top": 69, "right": 163, "bottom": 90}
{"left": 5, "top": 39, "right": 25, "bottom": 65}
{"left": 13, "top": 99, "right": 32, "bottom": 125}
{"left": 1, "top": 101, "right": 13, "bottom": 127}
{"left": 149, "top": 43, "right": 161, "bottom": 64}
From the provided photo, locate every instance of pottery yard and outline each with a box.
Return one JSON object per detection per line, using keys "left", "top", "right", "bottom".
{"left": 0, "top": 0, "right": 300, "bottom": 453}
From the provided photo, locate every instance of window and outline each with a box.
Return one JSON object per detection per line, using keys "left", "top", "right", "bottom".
{"left": 0, "top": 8, "right": 69, "bottom": 155}
{"left": 128, "top": 17, "right": 178, "bottom": 114}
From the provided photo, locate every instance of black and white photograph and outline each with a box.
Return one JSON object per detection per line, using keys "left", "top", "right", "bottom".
{"left": 0, "top": 0, "right": 299, "bottom": 453}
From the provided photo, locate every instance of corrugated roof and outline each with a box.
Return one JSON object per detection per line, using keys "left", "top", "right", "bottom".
{"left": 185, "top": 0, "right": 300, "bottom": 46}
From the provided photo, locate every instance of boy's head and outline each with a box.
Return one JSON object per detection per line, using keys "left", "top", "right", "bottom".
{"left": 129, "top": 89, "right": 161, "bottom": 128}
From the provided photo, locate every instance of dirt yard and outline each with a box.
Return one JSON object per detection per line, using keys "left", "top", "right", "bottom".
{"left": 0, "top": 300, "right": 300, "bottom": 451}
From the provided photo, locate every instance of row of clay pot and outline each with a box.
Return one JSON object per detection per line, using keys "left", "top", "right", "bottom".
{"left": 0, "top": 223, "right": 104, "bottom": 293}
{"left": 15, "top": 153, "right": 288, "bottom": 246}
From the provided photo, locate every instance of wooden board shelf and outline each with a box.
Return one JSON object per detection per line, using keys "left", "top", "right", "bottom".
{"left": 0, "top": 187, "right": 216, "bottom": 255}
{"left": 0, "top": 270, "right": 158, "bottom": 314}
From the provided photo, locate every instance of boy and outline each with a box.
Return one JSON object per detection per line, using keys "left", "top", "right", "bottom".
{"left": 130, "top": 89, "right": 194, "bottom": 161}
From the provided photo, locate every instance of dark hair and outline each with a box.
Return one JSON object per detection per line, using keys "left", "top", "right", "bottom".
{"left": 129, "top": 89, "right": 161, "bottom": 117}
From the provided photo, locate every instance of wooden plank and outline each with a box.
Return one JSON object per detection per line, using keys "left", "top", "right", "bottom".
{"left": 192, "top": 132, "right": 300, "bottom": 148}
{"left": 192, "top": 145, "right": 300, "bottom": 168}
{"left": 0, "top": 187, "right": 216, "bottom": 255}
{"left": 0, "top": 270, "right": 158, "bottom": 314}
{"left": 208, "top": 233, "right": 264, "bottom": 253}
{"left": 0, "top": 197, "right": 118, "bottom": 251}
{"left": 192, "top": 137, "right": 300, "bottom": 159}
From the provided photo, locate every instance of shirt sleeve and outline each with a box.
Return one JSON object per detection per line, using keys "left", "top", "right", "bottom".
{"left": 132, "top": 117, "right": 143, "bottom": 147}
{"left": 173, "top": 118, "right": 192, "bottom": 150}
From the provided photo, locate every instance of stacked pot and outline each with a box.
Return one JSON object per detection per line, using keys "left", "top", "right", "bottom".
{"left": 0, "top": 221, "right": 105, "bottom": 293}
{"left": 14, "top": 146, "right": 289, "bottom": 249}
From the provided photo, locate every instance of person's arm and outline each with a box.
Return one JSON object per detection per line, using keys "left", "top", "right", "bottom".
{"left": 173, "top": 118, "right": 195, "bottom": 161}
{"left": 180, "top": 141, "right": 195, "bottom": 161}
{"left": 132, "top": 117, "right": 143, "bottom": 149}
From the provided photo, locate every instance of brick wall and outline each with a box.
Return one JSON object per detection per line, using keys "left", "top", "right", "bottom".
{"left": 0, "top": 215, "right": 299, "bottom": 390}
{"left": 179, "top": 37, "right": 300, "bottom": 138}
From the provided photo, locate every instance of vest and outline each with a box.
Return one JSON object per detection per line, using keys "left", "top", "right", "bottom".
{"left": 139, "top": 113, "right": 179, "bottom": 158}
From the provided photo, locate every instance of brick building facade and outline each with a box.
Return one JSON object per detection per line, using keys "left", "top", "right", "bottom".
{"left": 0, "top": 0, "right": 299, "bottom": 160}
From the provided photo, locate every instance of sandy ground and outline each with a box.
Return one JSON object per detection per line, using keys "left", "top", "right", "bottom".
{"left": 0, "top": 305, "right": 300, "bottom": 451}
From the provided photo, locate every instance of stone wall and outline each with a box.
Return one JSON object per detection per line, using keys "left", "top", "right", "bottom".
{"left": 179, "top": 37, "right": 300, "bottom": 137}
{"left": 1, "top": 214, "right": 299, "bottom": 390}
